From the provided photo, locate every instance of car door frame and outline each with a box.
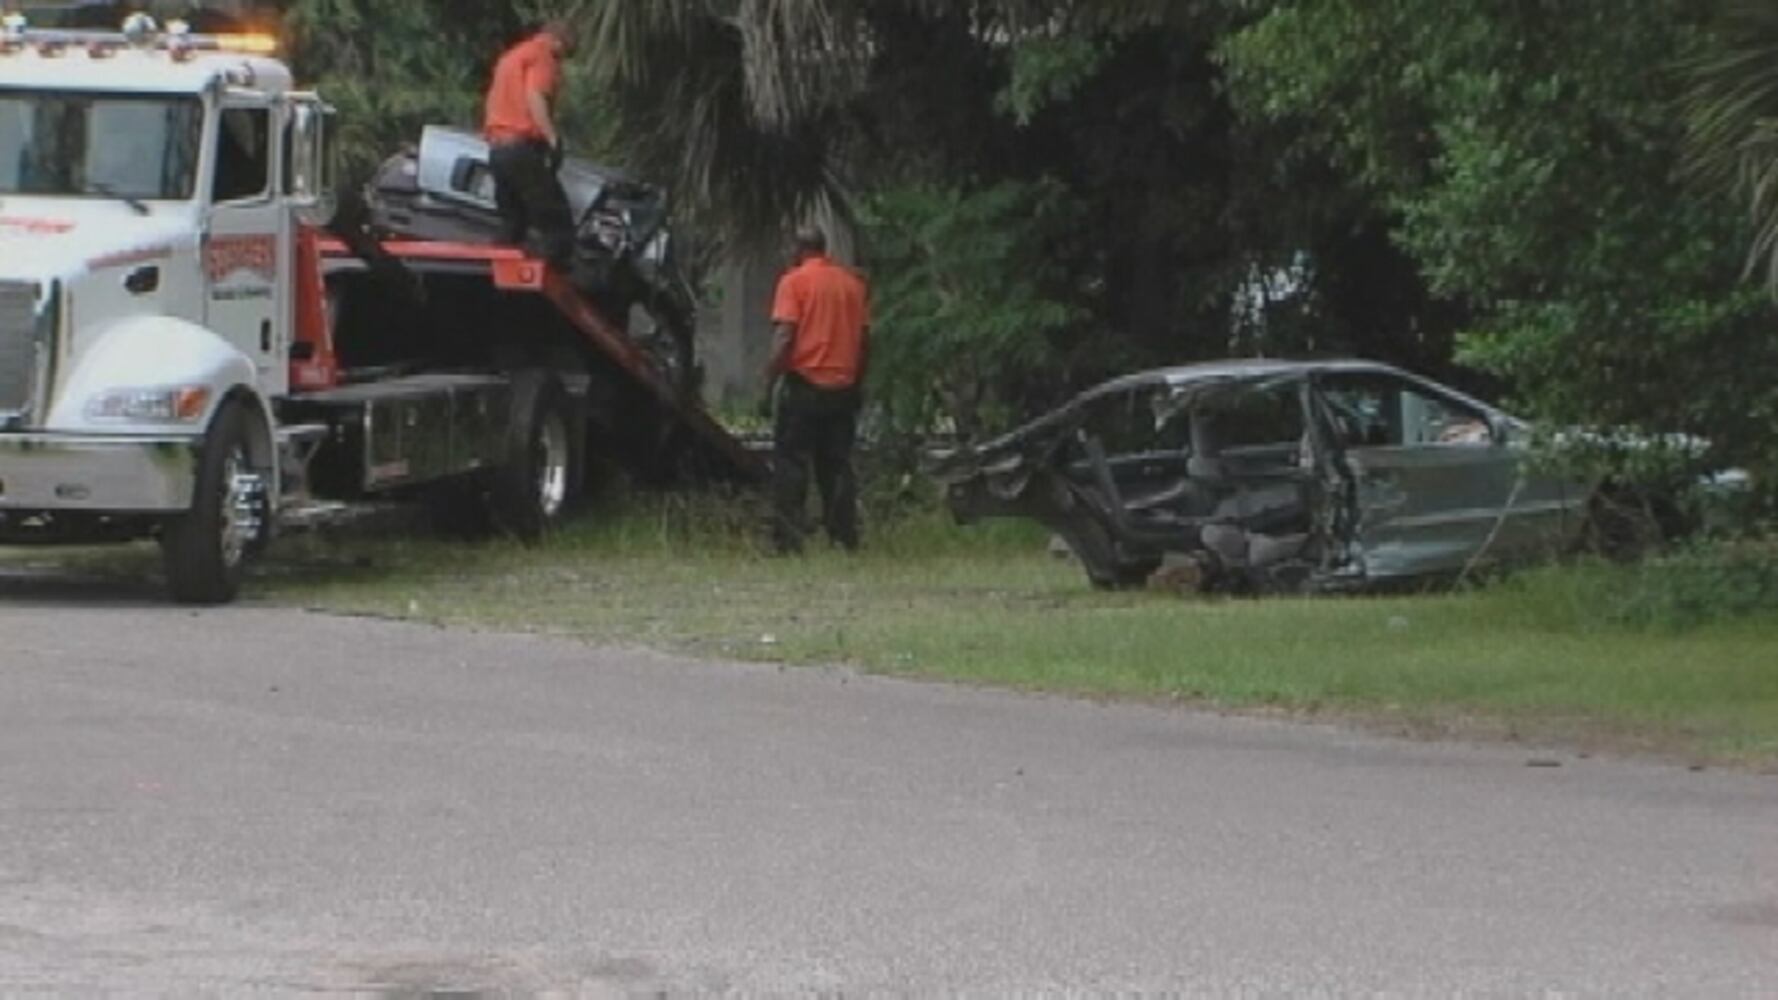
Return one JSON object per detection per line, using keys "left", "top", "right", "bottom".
{"left": 1312, "top": 369, "right": 1571, "bottom": 580}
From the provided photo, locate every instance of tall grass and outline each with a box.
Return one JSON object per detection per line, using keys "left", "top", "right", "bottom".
{"left": 1484, "top": 541, "right": 1778, "bottom": 633}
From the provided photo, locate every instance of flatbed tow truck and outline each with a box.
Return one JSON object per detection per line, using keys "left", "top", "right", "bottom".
{"left": 0, "top": 15, "right": 759, "bottom": 603}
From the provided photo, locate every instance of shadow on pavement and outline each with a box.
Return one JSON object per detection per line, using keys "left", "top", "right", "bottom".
{"left": 0, "top": 543, "right": 391, "bottom": 608}
{"left": 0, "top": 570, "right": 169, "bottom": 607}
{"left": 0, "top": 506, "right": 424, "bottom": 608}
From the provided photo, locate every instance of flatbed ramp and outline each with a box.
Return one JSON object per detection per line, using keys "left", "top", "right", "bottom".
{"left": 313, "top": 237, "right": 763, "bottom": 484}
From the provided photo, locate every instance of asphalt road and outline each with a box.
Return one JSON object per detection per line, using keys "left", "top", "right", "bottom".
{"left": 1, "top": 586, "right": 1774, "bottom": 993}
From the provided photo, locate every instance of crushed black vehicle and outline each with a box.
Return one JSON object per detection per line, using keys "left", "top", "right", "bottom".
{"left": 363, "top": 126, "right": 699, "bottom": 393}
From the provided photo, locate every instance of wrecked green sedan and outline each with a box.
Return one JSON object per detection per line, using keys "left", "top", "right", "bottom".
{"left": 929, "top": 360, "right": 1607, "bottom": 593}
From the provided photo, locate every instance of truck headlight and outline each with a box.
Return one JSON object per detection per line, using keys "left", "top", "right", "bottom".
{"left": 85, "top": 386, "right": 212, "bottom": 423}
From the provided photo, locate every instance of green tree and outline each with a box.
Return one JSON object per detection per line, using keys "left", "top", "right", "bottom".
{"left": 584, "top": 1, "right": 1453, "bottom": 428}
{"left": 859, "top": 180, "right": 1085, "bottom": 436}
{"left": 1224, "top": 0, "right": 1778, "bottom": 489}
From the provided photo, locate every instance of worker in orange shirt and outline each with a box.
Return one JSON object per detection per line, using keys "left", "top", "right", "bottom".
{"left": 484, "top": 20, "right": 576, "bottom": 267}
{"left": 765, "top": 227, "right": 871, "bottom": 554}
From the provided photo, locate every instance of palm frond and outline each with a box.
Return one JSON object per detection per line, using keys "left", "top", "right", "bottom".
{"left": 1684, "top": 0, "right": 1778, "bottom": 294}
{"left": 585, "top": 0, "right": 870, "bottom": 244}
{"left": 736, "top": 0, "right": 870, "bottom": 131}
{"left": 582, "top": 0, "right": 1176, "bottom": 244}
{"left": 584, "top": 0, "right": 852, "bottom": 244}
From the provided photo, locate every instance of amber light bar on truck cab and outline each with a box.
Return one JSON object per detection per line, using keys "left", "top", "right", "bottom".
{"left": 0, "top": 12, "right": 279, "bottom": 59}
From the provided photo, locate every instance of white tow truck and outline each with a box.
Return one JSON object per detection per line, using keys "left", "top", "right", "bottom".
{"left": 0, "top": 15, "right": 756, "bottom": 603}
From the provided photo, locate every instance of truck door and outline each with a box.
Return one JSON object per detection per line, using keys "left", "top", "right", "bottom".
{"left": 203, "top": 100, "right": 288, "bottom": 396}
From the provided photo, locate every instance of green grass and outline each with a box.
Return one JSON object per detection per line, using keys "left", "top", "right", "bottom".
{"left": 9, "top": 497, "right": 1778, "bottom": 764}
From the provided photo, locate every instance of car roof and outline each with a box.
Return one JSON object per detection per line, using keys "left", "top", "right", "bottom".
{"left": 1079, "top": 357, "right": 1510, "bottom": 422}
{"left": 1136, "top": 358, "right": 1407, "bottom": 389}
{"left": 970, "top": 357, "right": 1514, "bottom": 450}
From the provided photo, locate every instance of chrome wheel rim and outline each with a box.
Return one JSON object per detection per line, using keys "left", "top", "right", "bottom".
{"left": 219, "top": 447, "right": 265, "bottom": 569}
{"left": 534, "top": 410, "right": 571, "bottom": 521}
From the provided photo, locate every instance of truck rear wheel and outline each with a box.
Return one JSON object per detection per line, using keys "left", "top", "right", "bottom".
{"left": 161, "top": 399, "right": 269, "bottom": 605}
{"left": 490, "top": 370, "right": 582, "bottom": 542}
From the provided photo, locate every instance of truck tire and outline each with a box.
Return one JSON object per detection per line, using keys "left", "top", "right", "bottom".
{"left": 160, "top": 399, "right": 269, "bottom": 605}
{"left": 490, "top": 370, "right": 581, "bottom": 542}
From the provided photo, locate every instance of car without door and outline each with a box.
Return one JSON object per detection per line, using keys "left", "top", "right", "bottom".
{"left": 929, "top": 359, "right": 1637, "bottom": 593}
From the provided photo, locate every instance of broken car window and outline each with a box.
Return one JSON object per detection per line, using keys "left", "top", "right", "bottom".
{"left": 1319, "top": 374, "right": 1492, "bottom": 448}
{"left": 1197, "top": 383, "right": 1303, "bottom": 453}
{"left": 1077, "top": 384, "right": 1189, "bottom": 455}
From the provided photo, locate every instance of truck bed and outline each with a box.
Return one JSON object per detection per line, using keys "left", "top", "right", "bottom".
{"left": 311, "top": 237, "right": 761, "bottom": 484}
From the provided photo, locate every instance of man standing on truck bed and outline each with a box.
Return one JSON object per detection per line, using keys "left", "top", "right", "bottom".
{"left": 484, "top": 20, "right": 576, "bottom": 267}
{"left": 766, "top": 227, "right": 871, "bottom": 555}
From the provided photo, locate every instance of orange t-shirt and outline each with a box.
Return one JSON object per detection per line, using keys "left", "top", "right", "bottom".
{"left": 484, "top": 35, "right": 561, "bottom": 144}
{"left": 771, "top": 256, "right": 870, "bottom": 389}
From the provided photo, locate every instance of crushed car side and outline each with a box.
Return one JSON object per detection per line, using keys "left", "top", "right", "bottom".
{"left": 931, "top": 361, "right": 1594, "bottom": 593}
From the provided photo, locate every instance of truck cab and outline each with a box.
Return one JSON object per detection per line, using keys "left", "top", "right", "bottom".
{"left": 0, "top": 16, "right": 332, "bottom": 601}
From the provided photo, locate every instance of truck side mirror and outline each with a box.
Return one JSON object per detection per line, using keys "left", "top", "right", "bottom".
{"left": 288, "top": 96, "right": 337, "bottom": 226}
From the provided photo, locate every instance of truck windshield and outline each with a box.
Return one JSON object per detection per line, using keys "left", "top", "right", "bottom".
{"left": 0, "top": 89, "right": 203, "bottom": 201}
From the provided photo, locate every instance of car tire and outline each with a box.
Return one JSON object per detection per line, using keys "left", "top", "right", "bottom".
{"left": 161, "top": 399, "right": 269, "bottom": 605}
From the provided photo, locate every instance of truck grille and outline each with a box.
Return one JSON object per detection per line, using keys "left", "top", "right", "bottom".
{"left": 0, "top": 281, "right": 41, "bottom": 418}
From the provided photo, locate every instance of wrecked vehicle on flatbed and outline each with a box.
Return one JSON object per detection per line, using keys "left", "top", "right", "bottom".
{"left": 364, "top": 126, "right": 700, "bottom": 394}
{"left": 931, "top": 360, "right": 1598, "bottom": 593}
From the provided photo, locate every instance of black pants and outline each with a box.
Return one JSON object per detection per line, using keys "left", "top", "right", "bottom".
{"left": 489, "top": 139, "right": 575, "bottom": 266}
{"left": 772, "top": 376, "right": 862, "bottom": 552}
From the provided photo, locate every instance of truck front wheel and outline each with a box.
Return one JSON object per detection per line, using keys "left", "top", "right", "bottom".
{"left": 160, "top": 399, "right": 269, "bottom": 605}
{"left": 490, "top": 371, "right": 582, "bottom": 542}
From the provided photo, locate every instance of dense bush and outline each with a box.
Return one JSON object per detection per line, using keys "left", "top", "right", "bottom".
{"left": 1604, "top": 541, "right": 1778, "bottom": 631}
{"left": 1502, "top": 538, "right": 1778, "bottom": 633}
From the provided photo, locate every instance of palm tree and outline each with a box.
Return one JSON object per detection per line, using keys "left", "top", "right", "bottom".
{"left": 583, "top": 0, "right": 908, "bottom": 248}
{"left": 581, "top": 0, "right": 1165, "bottom": 245}
{"left": 1686, "top": 0, "right": 1778, "bottom": 295}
